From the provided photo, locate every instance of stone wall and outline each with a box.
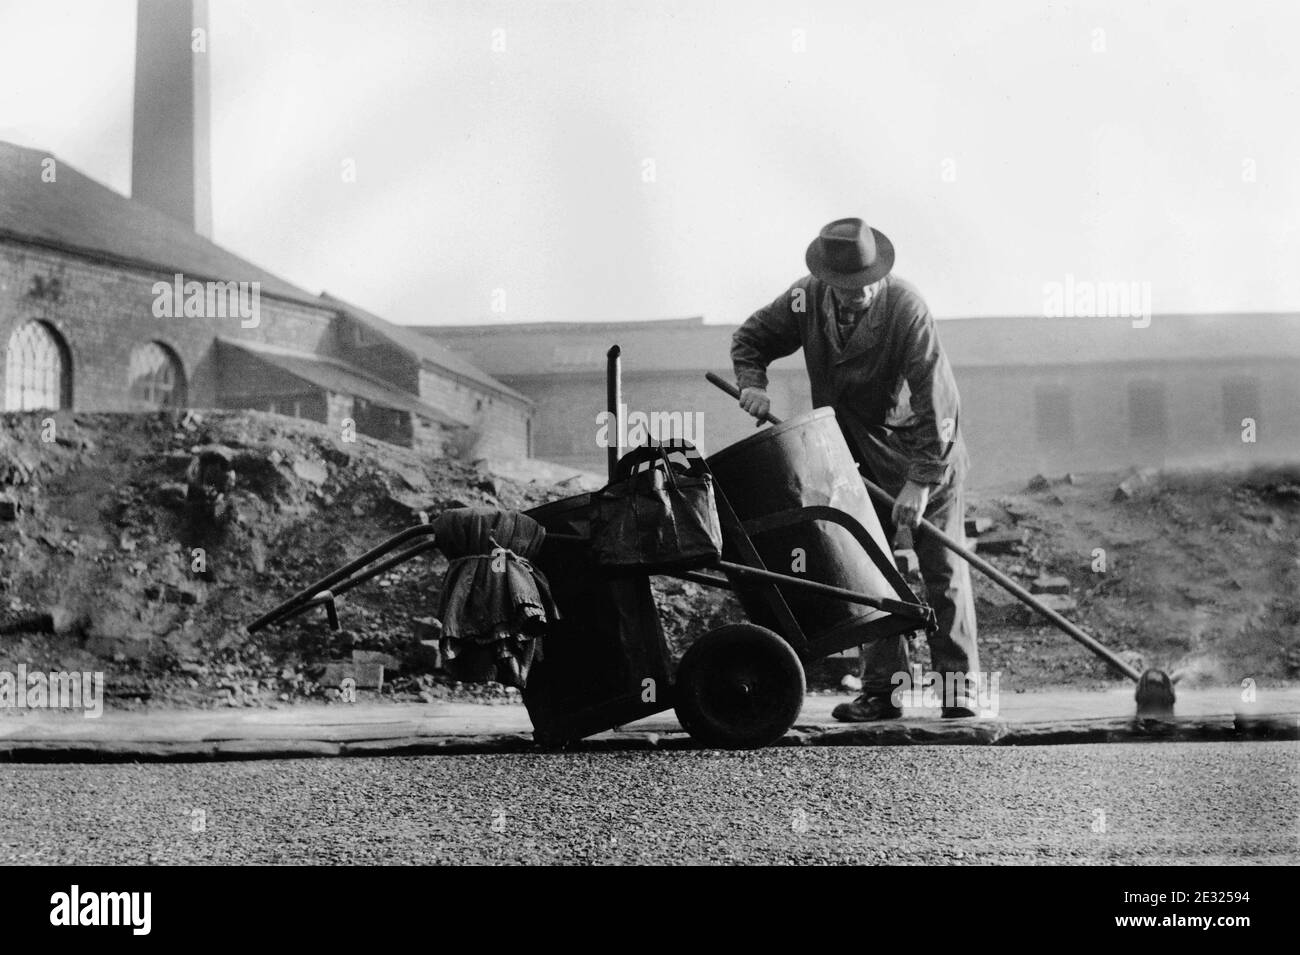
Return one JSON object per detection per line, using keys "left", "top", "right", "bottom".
{"left": 0, "top": 240, "right": 338, "bottom": 410}
{"left": 417, "top": 367, "right": 530, "bottom": 461}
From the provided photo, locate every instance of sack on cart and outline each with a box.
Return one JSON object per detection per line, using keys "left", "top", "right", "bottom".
{"left": 591, "top": 440, "right": 723, "bottom": 573}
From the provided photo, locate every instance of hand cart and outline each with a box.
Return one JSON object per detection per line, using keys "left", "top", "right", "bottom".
{"left": 248, "top": 347, "right": 936, "bottom": 749}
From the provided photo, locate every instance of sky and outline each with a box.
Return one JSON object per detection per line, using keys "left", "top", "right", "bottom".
{"left": 1, "top": 0, "right": 1297, "bottom": 326}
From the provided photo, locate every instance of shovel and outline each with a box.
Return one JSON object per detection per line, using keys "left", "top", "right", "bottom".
{"left": 705, "top": 371, "right": 1177, "bottom": 717}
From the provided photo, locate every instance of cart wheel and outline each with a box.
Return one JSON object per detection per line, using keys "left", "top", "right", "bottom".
{"left": 674, "top": 623, "right": 805, "bottom": 749}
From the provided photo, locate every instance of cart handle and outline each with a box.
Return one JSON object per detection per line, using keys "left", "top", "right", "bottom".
{"left": 247, "top": 523, "right": 439, "bottom": 633}
{"left": 715, "top": 560, "right": 932, "bottom": 623}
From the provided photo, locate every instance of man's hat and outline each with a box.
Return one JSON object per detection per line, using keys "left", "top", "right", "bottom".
{"left": 805, "top": 217, "right": 895, "bottom": 289}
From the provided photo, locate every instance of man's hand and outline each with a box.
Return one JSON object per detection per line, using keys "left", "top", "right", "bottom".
{"left": 891, "top": 480, "right": 932, "bottom": 530}
{"left": 738, "top": 386, "right": 771, "bottom": 426}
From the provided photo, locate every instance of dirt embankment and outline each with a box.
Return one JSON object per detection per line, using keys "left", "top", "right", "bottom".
{"left": 0, "top": 410, "right": 562, "bottom": 707}
{"left": 1, "top": 410, "right": 1296, "bottom": 708}
{"left": 962, "top": 468, "right": 1300, "bottom": 690}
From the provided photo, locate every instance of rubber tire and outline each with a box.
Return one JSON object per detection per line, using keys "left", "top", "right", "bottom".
{"left": 674, "top": 623, "right": 806, "bottom": 749}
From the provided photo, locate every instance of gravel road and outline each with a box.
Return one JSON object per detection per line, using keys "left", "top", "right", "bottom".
{"left": 2, "top": 743, "right": 1296, "bottom": 864}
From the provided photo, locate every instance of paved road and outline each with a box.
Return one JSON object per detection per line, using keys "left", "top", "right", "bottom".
{"left": 2, "top": 743, "right": 1296, "bottom": 864}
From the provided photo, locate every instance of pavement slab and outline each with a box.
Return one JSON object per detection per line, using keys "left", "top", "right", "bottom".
{"left": 0, "top": 688, "right": 1296, "bottom": 761}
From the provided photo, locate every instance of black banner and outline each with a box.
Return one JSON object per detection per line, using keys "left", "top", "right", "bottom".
{"left": 2, "top": 864, "right": 1282, "bottom": 942}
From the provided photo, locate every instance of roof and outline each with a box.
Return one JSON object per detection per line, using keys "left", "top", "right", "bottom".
{"left": 0, "top": 140, "right": 322, "bottom": 306}
{"left": 215, "top": 337, "right": 469, "bottom": 426}
{"left": 319, "top": 292, "right": 530, "bottom": 403}
{"left": 937, "top": 312, "right": 1300, "bottom": 369}
{"left": 432, "top": 317, "right": 707, "bottom": 334}
{"left": 0, "top": 139, "right": 526, "bottom": 407}
{"left": 419, "top": 312, "right": 1300, "bottom": 376}
{"left": 420, "top": 317, "right": 738, "bottom": 378}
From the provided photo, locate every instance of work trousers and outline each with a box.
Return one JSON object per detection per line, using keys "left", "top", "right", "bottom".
{"left": 858, "top": 478, "right": 981, "bottom": 706}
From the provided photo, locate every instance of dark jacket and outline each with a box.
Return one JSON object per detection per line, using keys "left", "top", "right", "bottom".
{"left": 731, "top": 273, "right": 968, "bottom": 492}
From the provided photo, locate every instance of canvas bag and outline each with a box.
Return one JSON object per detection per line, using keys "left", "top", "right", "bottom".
{"left": 591, "top": 441, "right": 723, "bottom": 573}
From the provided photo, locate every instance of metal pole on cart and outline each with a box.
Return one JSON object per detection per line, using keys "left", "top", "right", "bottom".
{"left": 606, "top": 345, "right": 622, "bottom": 482}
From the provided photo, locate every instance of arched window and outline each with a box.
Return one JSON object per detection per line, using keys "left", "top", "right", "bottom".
{"left": 4, "top": 321, "right": 70, "bottom": 410}
{"left": 129, "top": 342, "right": 187, "bottom": 408}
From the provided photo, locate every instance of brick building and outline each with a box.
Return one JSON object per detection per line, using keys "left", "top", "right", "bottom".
{"left": 424, "top": 312, "right": 1300, "bottom": 488}
{"left": 0, "top": 140, "right": 532, "bottom": 460}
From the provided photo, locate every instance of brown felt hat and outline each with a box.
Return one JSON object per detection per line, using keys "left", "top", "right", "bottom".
{"left": 805, "top": 217, "right": 895, "bottom": 289}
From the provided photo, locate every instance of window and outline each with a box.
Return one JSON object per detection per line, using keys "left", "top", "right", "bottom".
{"left": 1222, "top": 377, "right": 1260, "bottom": 436}
{"left": 128, "top": 342, "right": 186, "bottom": 408}
{"left": 1128, "top": 381, "right": 1168, "bottom": 443}
{"left": 5, "top": 320, "right": 70, "bottom": 410}
{"left": 1034, "top": 385, "right": 1074, "bottom": 446}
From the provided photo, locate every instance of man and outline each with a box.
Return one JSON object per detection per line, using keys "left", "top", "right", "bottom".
{"left": 731, "top": 216, "right": 980, "bottom": 720}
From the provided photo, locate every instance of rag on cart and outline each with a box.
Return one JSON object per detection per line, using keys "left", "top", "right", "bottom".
{"left": 432, "top": 507, "right": 558, "bottom": 688}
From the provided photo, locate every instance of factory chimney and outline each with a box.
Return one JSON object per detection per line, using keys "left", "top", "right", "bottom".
{"left": 131, "top": 0, "right": 212, "bottom": 238}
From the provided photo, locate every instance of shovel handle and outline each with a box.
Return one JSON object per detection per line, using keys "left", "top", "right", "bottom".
{"left": 707, "top": 372, "right": 782, "bottom": 427}
{"left": 705, "top": 371, "right": 1142, "bottom": 683}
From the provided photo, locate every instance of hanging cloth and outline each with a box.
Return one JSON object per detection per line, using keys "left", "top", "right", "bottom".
{"left": 432, "top": 508, "right": 558, "bottom": 688}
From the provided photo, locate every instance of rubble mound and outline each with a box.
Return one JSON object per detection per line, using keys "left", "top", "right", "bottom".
{"left": 964, "top": 467, "right": 1300, "bottom": 690}
{"left": 0, "top": 410, "right": 569, "bottom": 707}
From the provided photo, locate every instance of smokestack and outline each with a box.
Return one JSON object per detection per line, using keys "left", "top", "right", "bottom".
{"left": 131, "top": 0, "right": 212, "bottom": 238}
